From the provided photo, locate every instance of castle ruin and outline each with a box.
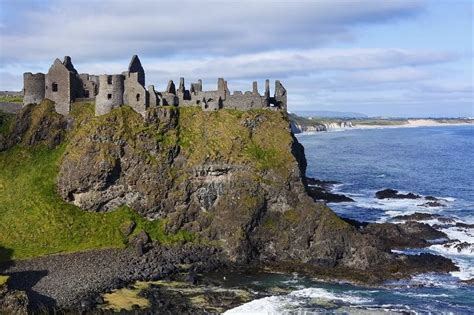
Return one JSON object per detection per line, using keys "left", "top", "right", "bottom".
{"left": 23, "top": 55, "right": 287, "bottom": 117}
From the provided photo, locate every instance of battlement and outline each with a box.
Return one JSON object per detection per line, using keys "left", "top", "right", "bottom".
{"left": 23, "top": 55, "right": 287, "bottom": 117}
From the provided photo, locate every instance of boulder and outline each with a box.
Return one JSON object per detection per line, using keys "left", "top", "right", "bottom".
{"left": 375, "top": 188, "right": 420, "bottom": 199}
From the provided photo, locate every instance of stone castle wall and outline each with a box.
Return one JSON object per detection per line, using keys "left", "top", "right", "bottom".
{"left": 23, "top": 55, "right": 287, "bottom": 118}
{"left": 45, "top": 59, "right": 73, "bottom": 116}
{"left": 95, "top": 75, "right": 124, "bottom": 116}
{"left": 23, "top": 73, "right": 45, "bottom": 106}
{"left": 123, "top": 71, "right": 148, "bottom": 117}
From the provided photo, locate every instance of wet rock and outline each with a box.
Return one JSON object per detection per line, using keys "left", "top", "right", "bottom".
{"left": 305, "top": 178, "right": 353, "bottom": 203}
{"left": 305, "top": 177, "right": 341, "bottom": 190}
{"left": 375, "top": 189, "right": 421, "bottom": 200}
{"left": 392, "top": 212, "right": 440, "bottom": 221}
{"left": 461, "top": 278, "right": 474, "bottom": 285}
{"left": 362, "top": 221, "right": 447, "bottom": 249}
{"left": 306, "top": 185, "right": 354, "bottom": 203}
{"left": 401, "top": 253, "right": 458, "bottom": 274}
{"left": 443, "top": 241, "right": 473, "bottom": 254}
{"left": 455, "top": 222, "right": 474, "bottom": 229}
{"left": 418, "top": 201, "right": 446, "bottom": 207}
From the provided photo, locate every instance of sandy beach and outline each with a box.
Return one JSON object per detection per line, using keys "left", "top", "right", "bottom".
{"left": 353, "top": 119, "right": 473, "bottom": 129}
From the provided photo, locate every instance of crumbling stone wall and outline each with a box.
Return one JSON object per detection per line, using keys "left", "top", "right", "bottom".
{"left": 224, "top": 92, "right": 265, "bottom": 110}
{"left": 79, "top": 74, "right": 99, "bottom": 99}
{"left": 128, "top": 55, "right": 145, "bottom": 86}
{"left": 23, "top": 73, "right": 45, "bottom": 106}
{"left": 274, "top": 80, "right": 287, "bottom": 111}
{"left": 95, "top": 75, "right": 124, "bottom": 116}
{"left": 148, "top": 85, "right": 159, "bottom": 107}
{"left": 160, "top": 80, "right": 178, "bottom": 106}
{"left": 45, "top": 58, "right": 74, "bottom": 116}
{"left": 23, "top": 55, "right": 288, "bottom": 118}
{"left": 123, "top": 72, "right": 148, "bottom": 117}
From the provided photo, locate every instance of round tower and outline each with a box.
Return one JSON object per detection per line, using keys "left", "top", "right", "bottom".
{"left": 95, "top": 74, "right": 124, "bottom": 116}
{"left": 23, "top": 72, "right": 45, "bottom": 106}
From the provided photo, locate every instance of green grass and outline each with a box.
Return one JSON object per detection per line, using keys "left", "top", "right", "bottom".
{"left": 0, "top": 112, "right": 15, "bottom": 135}
{"left": 0, "top": 95, "right": 23, "bottom": 104}
{"left": 0, "top": 275, "right": 9, "bottom": 286}
{"left": 0, "top": 103, "right": 293, "bottom": 262}
{"left": 244, "top": 142, "right": 279, "bottom": 171}
{"left": 177, "top": 107, "right": 294, "bottom": 177}
{"left": 352, "top": 119, "right": 408, "bottom": 126}
{"left": 0, "top": 132, "right": 191, "bottom": 262}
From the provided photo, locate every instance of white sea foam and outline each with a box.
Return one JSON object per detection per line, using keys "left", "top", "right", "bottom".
{"left": 440, "top": 226, "right": 474, "bottom": 244}
{"left": 224, "top": 287, "right": 373, "bottom": 315}
{"left": 450, "top": 259, "right": 474, "bottom": 281}
{"left": 429, "top": 226, "right": 474, "bottom": 280}
{"left": 430, "top": 242, "right": 474, "bottom": 256}
{"left": 223, "top": 295, "right": 290, "bottom": 315}
{"left": 289, "top": 288, "right": 373, "bottom": 304}
{"left": 407, "top": 273, "right": 460, "bottom": 289}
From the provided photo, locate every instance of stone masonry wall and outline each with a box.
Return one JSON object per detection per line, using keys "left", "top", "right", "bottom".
{"left": 23, "top": 55, "right": 288, "bottom": 117}
{"left": 23, "top": 73, "right": 45, "bottom": 106}
{"left": 45, "top": 59, "right": 72, "bottom": 116}
{"left": 95, "top": 75, "right": 124, "bottom": 116}
{"left": 123, "top": 72, "right": 148, "bottom": 117}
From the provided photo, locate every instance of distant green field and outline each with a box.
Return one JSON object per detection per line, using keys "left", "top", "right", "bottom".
{"left": 352, "top": 119, "right": 408, "bottom": 126}
{"left": 0, "top": 95, "right": 23, "bottom": 104}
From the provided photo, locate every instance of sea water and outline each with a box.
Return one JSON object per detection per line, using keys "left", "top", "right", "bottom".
{"left": 226, "top": 125, "right": 474, "bottom": 314}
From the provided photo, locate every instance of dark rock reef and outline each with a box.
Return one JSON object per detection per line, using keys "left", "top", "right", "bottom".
{"left": 305, "top": 178, "right": 354, "bottom": 203}
{"left": 375, "top": 188, "right": 421, "bottom": 200}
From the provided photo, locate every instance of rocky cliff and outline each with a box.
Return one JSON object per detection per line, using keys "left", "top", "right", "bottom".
{"left": 289, "top": 113, "right": 353, "bottom": 134}
{"left": 1, "top": 100, "right": 456, "bottom": 284}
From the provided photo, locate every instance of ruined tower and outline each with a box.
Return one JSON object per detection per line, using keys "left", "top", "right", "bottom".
{"left": 274, "top": 80, "right": 287, "bottom": 111}
{"left": 23, "top": 73, "right": 45, "bottom": 106}
{"left": 45, "top": 57, "right": 79, "bottom": 115}
{"left": 95, "top": 75, "right": 124, "bottom": 116}
{"left": 123, "top": 55, "right": 148, "bottom": 117}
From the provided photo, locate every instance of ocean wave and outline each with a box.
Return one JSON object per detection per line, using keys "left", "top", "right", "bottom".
{"left": 224, "top": 287, "right": 373, "bottom": 314}
{"left": 403, "top": 273, "right": 461, "bottom": 289}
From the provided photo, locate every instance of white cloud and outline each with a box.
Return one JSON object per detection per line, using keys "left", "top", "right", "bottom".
{"left": 0, "top": 0, "right": 425, "bottom": 62}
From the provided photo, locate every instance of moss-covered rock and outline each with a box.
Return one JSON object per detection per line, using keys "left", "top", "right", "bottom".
{"left": 54, "top": 105, "right": 403, "bottom": 271}
{"left": 0, "top": 100, "right": 67, "bottom": 151}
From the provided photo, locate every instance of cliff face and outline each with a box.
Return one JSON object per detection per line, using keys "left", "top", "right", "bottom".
{"left": 289, "top": 114, "right": 353, "bottom": 134}
{"left": 55, "top": 105, "right": 387, "bottom": 268}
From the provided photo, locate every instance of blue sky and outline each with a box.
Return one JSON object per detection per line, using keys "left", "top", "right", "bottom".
{"left": 0, "top": 0, "right": 472, "bottom": 117}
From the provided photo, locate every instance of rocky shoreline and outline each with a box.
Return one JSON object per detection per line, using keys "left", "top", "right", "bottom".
{"left": 1, "top": 242, "right": 225, "bottom": 312}
{"left": 0, "top": 199, "right": 460, "bottom": 314}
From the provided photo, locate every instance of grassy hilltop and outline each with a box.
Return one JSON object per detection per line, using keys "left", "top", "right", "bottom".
{"left": 0, "top": 100, "right": 296, "bottom": 261}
